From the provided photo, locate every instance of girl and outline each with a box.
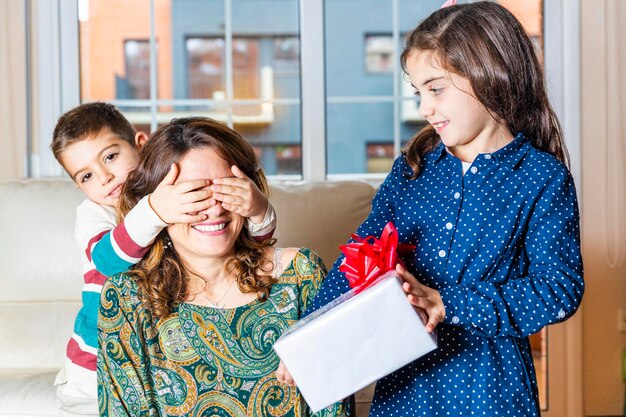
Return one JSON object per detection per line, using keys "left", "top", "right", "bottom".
{"left": 279, "top": 2, "right": 584, "bottom": 416}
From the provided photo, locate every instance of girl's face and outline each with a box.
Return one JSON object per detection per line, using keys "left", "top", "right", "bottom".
{"left": 167, "top": 147, "right": 244, "bottom": 262}
{"left": 405, "top": 50, "right": 513, "bottom": 161}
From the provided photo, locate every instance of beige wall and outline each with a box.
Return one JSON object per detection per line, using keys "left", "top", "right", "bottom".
{"left": 0, "top": 1, "right": 27, "bottom": 179}
{"left": 581, "top": 0, "right": 626, "bottom": 415}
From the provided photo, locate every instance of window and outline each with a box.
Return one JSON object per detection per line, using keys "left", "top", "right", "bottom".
{"left": 324, "top": 1, "right": 429, "bottom": 177}
{"left": 186, "top": 37, "right": 260, "bottom": 100}
{"left": 273, "top": 37, "right": 300, "bottom": 73}
{"left": 26, "top": 0, "right": 562, "bottom": 187}
{"left": 366, "top": 142, "right": 394, "bottom": 173}
{"left": 186, "top": 38, "right": 225, "bottom": 99}
{"left": 75, "top": 0, "right": 301, "bottom": 177}
{"left": 123, "top": 40, "right": 152, "bottom": 100}
{"left": 365, "top": 35, "right": 394, "bottom": 73}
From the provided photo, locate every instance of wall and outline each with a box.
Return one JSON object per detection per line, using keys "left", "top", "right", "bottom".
{"left": 581, "top": 0, "right": 626, "bottom": 415}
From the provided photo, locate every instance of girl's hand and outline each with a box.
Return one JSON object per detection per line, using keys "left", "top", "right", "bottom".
{"left": 396, "top": 263, "right": 446, "bottom": 333}
{"left": 276, "top": 361, "right": 296, "bottom": 386}
{"left": 148, "top": 163, "right": 213, "bottom": 224}
{"left": 210, "top": 165, "right": 268, "bottom": 224}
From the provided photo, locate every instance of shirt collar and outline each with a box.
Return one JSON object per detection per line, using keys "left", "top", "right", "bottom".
{"left": 424, "top": 132, "right": 529, "bottom": 170}
{"left": 426, "top": 142, "right": 447, "bottom": 163}
{"left": 490, "top": 132, "right": 530, "bottom": 170}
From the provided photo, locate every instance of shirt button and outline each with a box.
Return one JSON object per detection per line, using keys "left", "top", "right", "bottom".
{"left": 445, "top": 222, "right": 453, "bottom": 230}
{"left": 484, "top": 154, "right": 492, "bottom": 160}
{"left": 557, "top": 309, "right": 566, "bottom": 319}
{"left": 438, "top": 250, "right": 446, "bottom": 258}
{"left": 470, "top": 166, "right": 478, "bottom": 174}
{"left": 453, "top": 192, "right": 461, "bottom": 199}
{"left": 451, "top": 316, "right": 460, "bottom": 324}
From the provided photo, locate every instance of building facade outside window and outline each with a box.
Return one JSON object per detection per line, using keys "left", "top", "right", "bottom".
{"left": 123, "top": 40, "right": 152, "bottom": 100}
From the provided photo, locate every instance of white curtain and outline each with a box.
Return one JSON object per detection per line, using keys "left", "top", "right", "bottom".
{"left": 604, "top": 0, "right": 626, "bottom": 268}
{"left": 581, "top": 0, "right": 626, "bottom": 414}
{"left": 0, "top": 1, "right": 27, "bottom": 179}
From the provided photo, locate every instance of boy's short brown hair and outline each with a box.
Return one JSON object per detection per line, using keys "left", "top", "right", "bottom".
{"left": 51, "top": 102, "right": 137, "bottom": 168}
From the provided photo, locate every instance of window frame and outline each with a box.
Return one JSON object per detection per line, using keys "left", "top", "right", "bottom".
{"left": 41, "top": 0, "right": 579, "bottom": 190}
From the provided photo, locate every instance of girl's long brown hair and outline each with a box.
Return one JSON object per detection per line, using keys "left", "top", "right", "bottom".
{"left": 117, "top": 117, "right": 275, "bottom": 319}
{"left": 400, "top": 1, "right": 568, "bottom": 178}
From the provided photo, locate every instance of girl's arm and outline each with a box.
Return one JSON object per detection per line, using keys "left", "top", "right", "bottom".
{"left": 77, "top": 196, "right": 167, "bottom": 278}
{"left": 97, "top": 275, "right": 150, "bottom": 416}
{"left": 438, "top": 170, "right": 584, "bottom": 338}
{"left": 301, "top": 157, "right": 402, "bottom": 317}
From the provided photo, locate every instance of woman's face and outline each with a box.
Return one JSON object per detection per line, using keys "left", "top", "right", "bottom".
{"left": 167, "top": 147, "right": 244, "bottom": 262}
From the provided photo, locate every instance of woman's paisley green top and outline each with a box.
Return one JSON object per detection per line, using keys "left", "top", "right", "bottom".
{"left": 97, "top": 248, "right": 351, "bottom": 417}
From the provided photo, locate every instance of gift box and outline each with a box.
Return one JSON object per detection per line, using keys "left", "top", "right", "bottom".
{"left": 273, "top": 223, "right": 437, "bottom": 412}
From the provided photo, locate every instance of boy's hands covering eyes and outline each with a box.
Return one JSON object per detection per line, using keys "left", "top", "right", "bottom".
{"left": 210, "top": 165, "right": 269, "bottom": 224}
{"left": 148, "top": 163, "right": 213, "bottom": 224}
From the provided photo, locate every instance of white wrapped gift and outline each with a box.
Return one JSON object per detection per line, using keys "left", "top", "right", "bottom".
{"left": 273, "top": 271, "right": 437, "bottom": 412}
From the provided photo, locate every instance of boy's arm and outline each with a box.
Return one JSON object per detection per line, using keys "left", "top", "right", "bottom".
{"left": 77, "top": 197, "right": 167, "bottom": 277}
{"left": 247, "top": 202, "right": 276, "bottom": 241}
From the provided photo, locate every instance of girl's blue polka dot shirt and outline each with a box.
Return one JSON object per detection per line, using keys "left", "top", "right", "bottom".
{"left": 304, "top": 133, "right": 584, "bottom": 416}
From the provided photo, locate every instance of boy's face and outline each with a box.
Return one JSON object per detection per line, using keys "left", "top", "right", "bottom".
{"left": 61, "top": 127, "right": 141, "bottom": 207}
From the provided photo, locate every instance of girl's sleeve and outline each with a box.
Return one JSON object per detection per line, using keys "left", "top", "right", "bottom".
{"left": 78, "top": 196, "right": 167, "bottom": 277}
{"left": 97, "top": 275, "right": 150, "bottom": 416}
{"left": 439, "top": 170, "right": 584, "bottom": 338}
{"left": 247, "top": 202, "right": 277, "bottom": 242}
{"left": 302, "top": 156, "right": 402, "bottom": 317}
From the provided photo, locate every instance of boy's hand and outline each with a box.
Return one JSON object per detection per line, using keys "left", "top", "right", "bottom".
{"left": 148, "top": 164, "right": 213, "bottom": 224}
{"left": 210, "top": 165, "right": 268, "bottom": 224}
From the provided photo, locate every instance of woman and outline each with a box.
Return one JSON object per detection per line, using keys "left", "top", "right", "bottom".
{"left": 97, "top": 117, "right": 351, "bottom": 417}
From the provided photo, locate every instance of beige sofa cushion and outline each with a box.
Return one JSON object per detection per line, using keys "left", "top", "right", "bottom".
{"left": 0, "top": 370, "right": 61, "bottom": 416}
{"left": 0, "top": 180, "right": 83, "bottom": 370}
{"left": 271, "top": 181, "right": 375, "bottom": 268}
{"left": 0, "top": 180, "right": 83, "bottom": 303}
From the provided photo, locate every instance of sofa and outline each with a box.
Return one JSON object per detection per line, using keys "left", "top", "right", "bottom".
{"left": 0, "top": 178, "right": 378, "bottom": 417}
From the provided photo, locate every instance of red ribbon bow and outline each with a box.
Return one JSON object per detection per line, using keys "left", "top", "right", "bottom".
{"left": 339, "top": 222, "right": 415, "bottom": 292}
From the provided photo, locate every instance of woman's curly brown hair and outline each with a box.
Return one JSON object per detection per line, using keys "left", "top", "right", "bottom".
{"left": 117, "top": 117, "right": 276, "bottom": 319}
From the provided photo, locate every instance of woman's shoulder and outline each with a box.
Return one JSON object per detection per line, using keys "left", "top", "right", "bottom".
{"left": 102, "top": 273, "right": 142, "bottom": 310}
{"left": 271, "top": 247, "right": 326, "bottom": 280}
{"left": 277, "top": 247, "right": 302, "bottom": 266}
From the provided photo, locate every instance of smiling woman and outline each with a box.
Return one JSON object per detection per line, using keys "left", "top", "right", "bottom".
{"left": 97, "top": 117, "right": 352, "bottom": 417}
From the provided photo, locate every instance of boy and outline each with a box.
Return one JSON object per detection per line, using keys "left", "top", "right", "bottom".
{"left": 50, "top": 102, "right": 276, "bottom": 416}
